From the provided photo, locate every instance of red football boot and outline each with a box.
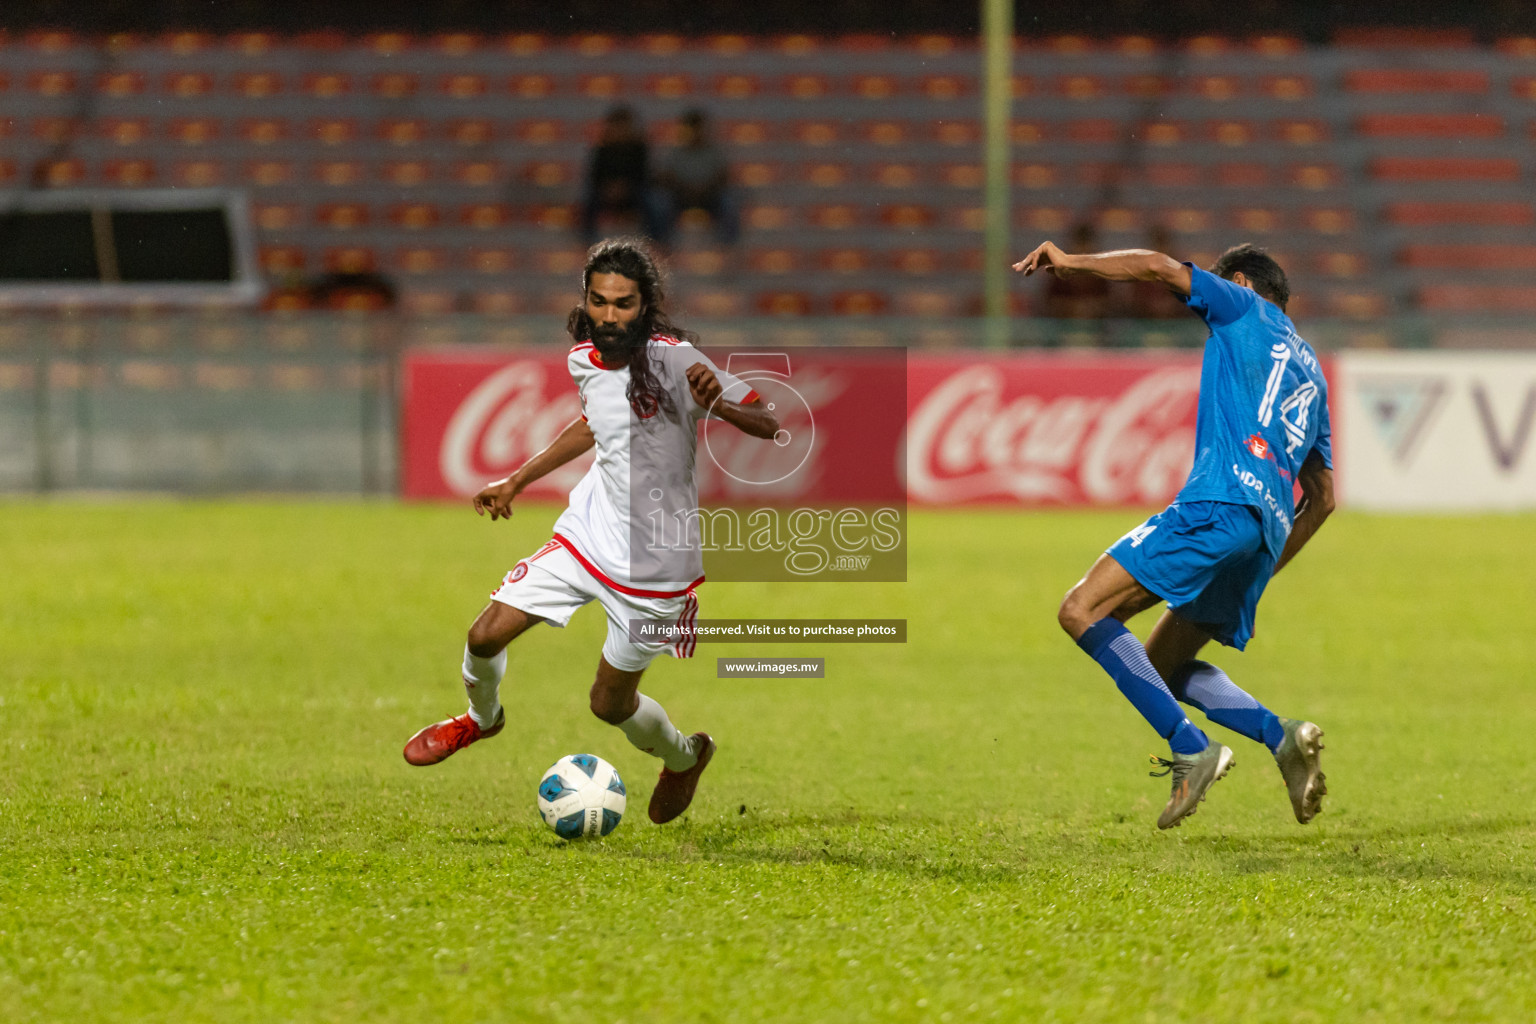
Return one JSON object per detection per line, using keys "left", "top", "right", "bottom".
{"left": 402, "top": 708, "right": 504, "bottom": 766}
{"left": 648, "top": 732, "right": 716, "bottom": 823}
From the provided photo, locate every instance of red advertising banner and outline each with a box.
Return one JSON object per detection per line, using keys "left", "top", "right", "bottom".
{"left": 402, "top": 348, "right": 1333, "bottom": 507}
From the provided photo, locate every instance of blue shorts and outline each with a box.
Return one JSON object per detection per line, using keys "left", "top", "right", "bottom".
{"left": 1105, "top": 501, "right": 1276, "bottom": 651}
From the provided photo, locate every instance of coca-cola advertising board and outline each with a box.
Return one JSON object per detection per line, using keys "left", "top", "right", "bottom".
{"left": 403, "top": 348, "right": 1323, "bottom": 508}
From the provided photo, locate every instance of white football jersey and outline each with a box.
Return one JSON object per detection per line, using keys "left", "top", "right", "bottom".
{"left": 552, "top": 334, "right": 754, "bottom": 595}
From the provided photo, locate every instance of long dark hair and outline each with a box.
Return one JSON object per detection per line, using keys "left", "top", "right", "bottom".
{"left": 566, "top": 237, "right": 695, "bottom": 417}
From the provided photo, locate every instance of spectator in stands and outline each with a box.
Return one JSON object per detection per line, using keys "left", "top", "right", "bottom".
{"left": 1043, "top": 223, "right": 1111, "bottom": 319}
{"left": 581, "top": 106, "right": 665, "bottom": 244}
{"left": 1119, "top": 226, "right": 1189, "bottom": 319}
{"left": 654, "top": 109, "right": 739, "bottom": 247}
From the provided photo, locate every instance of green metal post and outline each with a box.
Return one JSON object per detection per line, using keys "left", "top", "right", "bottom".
{"left": 982, "top": 0, "right": 1014, "bottom": 347}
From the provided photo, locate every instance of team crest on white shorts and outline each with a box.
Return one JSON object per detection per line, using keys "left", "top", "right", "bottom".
{"left": 509, "top": 561, "right": 529, "bottom": 583}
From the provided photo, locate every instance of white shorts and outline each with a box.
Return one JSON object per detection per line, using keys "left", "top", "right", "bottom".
{"left": 490, "top": 538, "right": 700, "bottom": 673}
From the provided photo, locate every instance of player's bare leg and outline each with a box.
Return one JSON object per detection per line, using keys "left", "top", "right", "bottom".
{"left": 589, "top": 657, "right": 714, "bottom": 824}
{"left": 1148, "top": 608, "right": 1326, "bottom": 824}
{"left": 403, "top": 603, "right": 540, "bottom": 766}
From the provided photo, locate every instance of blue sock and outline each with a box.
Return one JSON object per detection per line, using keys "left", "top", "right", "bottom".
{"left": 1168, "top": 660, "right": 1286, "bottom": 752}
{"left": 1077, "top": 618, "right": 1209, "bottom": 755}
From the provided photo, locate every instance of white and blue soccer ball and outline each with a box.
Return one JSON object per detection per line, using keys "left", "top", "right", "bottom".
{"left": 537, "top": 754, "right": 626, "bottom": 840}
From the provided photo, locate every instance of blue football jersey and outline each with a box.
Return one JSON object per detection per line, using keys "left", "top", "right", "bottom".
{"left": 1175, "top": 264, "right": 1333, "bottom": 558}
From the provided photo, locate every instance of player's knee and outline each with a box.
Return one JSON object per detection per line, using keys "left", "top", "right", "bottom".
{"left": 589, "top": 683, "right": 635, "bottom": 725}
{"left": 1057, "top": 588, "right": 1090, "bottom": 637}
{"left": 465, "top": 622, "right": 506, "bottom": 660}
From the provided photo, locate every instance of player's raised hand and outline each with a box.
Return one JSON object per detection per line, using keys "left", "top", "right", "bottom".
{"left": 473, "top": 477, "right": 518, "bottom": 520}
{"left": 685, "top": 362, "right": 723, "bottom": 409}
{"left": 1012, "top": 240, "right": 1070, "bottom": 277}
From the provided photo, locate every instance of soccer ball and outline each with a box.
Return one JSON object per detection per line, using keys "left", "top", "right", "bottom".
{"left": 536, "top": 754, "right": 626, "bottom": 840}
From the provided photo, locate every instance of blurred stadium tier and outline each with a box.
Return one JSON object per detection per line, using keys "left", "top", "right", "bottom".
{"left": 6, "top": 26, "right": 1536, "bottom": 320}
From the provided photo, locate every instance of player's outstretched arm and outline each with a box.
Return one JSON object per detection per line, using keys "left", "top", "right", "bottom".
{"left": 685, "top": 363, "right": 781, "bottom": 439}
{"left": 473, "top": 416, "right": 596, "bottom": 520}
{"left": 1273, "top": 450, "right": 1335, "bottom": 575}
{"left": 1012, "top": 242, "right": 1192, "bottom": 296}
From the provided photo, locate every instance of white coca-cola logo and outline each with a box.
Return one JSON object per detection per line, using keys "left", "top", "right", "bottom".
{"left": 698, "top": 367, "right": 846, "bottom": 499}
{"left": 905, "top": 365, "right": 1200, "bottom": 504}
{"left": 439, "top": 361, "right": 585, "bottom": 497}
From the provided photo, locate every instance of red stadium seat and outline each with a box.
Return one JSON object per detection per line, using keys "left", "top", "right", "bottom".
{"left": 819, "top": 249, "right": 871, "bottom": 274}
{"left": 101, "top": 118, "right": 152, "bottom": 146}
{"left": 1123, "top": 74, "right": 1173, "bottom": 99}
{"left": 756, "top": 291, "right": 815, "bottom": 316}
{"left": 259, "top": 247, "right": 306, "bottom": 273}
{"left": 252, "top": 204, "right": 301, "bottom": 230}
{"left": 529, "top": 205, "right": 576, "bottom": 231}
{"left": 577, "top": 74, "right": 624, "bottom": 100}
{"left": 569, "top": 34, "right": 619, "bottom": 57}
{"left": 23, "top": 29, "right": 78, "bottom": 52}
{"left": 891, "top": 249, "right": 946, "bottom": 275}
{"left": 1143, "top": 122, "right": 1190, "bottom": 147}
{"left": 1497, "top": 37, "right": 1536, "bottom": 58}
{"left": 28, "top": 71, "right": 77, "bottom": 97}
{"left": 894, "top": 291, "right": 966, "bottom": 317}
{"left": 227, "top": 32, "right": 277, "bottom": 56}
{"left": 737, "top": 162, "right": 785, "bottom": 188}
{"left": 383, "top": 161, "right": 433, "bottom": 187}
{"left": 1259, "top": 76, "right": 1314, "bottom": 101}
{"left": 644, "top": 74, "right": 693, "bottom": 99}
{"left": 1273, "top": 120, "right": 1329, "bottom": 146}
{"left": 313, "top": 161, "right": 366, "bottom": 187}
{"left": 637, "top": 34, "right": 686, "bottom": 57}
{"left": 1370, "top": 157, "right": 1520, "bottom": 182}
{"left": 863, "top": 121, "right": 911, "bottom": 146}
{"left": 1288, "top": 164, "right": 1343, "bottom": 190}
{"left": 466, "top": 248, "right": 517, "bottom": 274}
{"left": 744, "top": 205, "right": 794, "bottom": 231}
{"left": 536, "top": 250, "right": 585, "bottom": 276}
{"left": 872, "top": 163, "right": 921, "bottom": 188}
{"left": 245, "top": 161, "right": 293, "bottom": 187}
{"left": 851, "top": 75, "right": 899, "bottom": 101}
{"left": 880, "top": 204, "right": 935, "bottom": 229}
{"left": 1315, "top": 251, "right": 1366, "bottom": 278}
{"left": 951, "top": 207, "right": 987, "bottom": 231}
{"left": 832, "top": 291, "right": 889, "bottom": 315}
{"left": 1056, "top": 75, "right": 1107, "bottom": 101}
{"left": 1146, "top": 163, "right": 1205, "bottom": 187}
{"left": 372, "top": 74, "right": 420, "bottom": 99}
{"left": 1383, "top": 201, "right": 1533, "bottom": 227}
{"left": 310, "top": 119, "right": 359, "bottom": 147}
{"left": 401, "top": 290, "right": 458, "bottom": 315}
{"left": 1011, "top": 121, "right": 1047, "bottom": 146}
{"left": 448, "top": 120, "right": 497, "bottom": 147}
{"left": 165, "top": 119, "right": 218, "bottom": 146}
{"left": 430, "top": 32, "right": 481, "bottom": 56}
{"left": 232, "top": 73, "right": 283, "bottom": 98}
{"left": 378, "top": 120, "right": 429, "bottom": 147}
{"left": 29, "top": 118, "right": 72, "bottom": 144}
{"left": 1067, "top": 120, "right": 1119, "bottom": 143}
{"left": 941, "top": 164, "right": 983, "bottom": 189}
{"left": 1400, "top": 244, "right": 1536, "bottom": 270}
{"left": 748, "top": 248, "right": 802, "bottom": 274}
{"left": 782, "top": 74, "right": 832, "bottom": 100}
{"left": 793, "top": 121, "right": 842, "bottom": 146}
{"left": 1205, "top": 120, "right": 1257, "bottom": 146}
{"left": 808, "top": 205, "right": 859, "bottom": 229}
{"left": 525, "top": 161, "right": 574, "bottom": 188}
{"left": 469, "top": 291, "right": 524, "bottom": 315}
{"left": 683, "top": 291, "right": 747, "bottom": 317}
{"left": 1012, "top": 76, "right": 1035, "bottom": 100}
{"left": 439, "top": 74, "right": 489, "bottom": 100}
{"left": 1334, "top": 27, "right": 1475, "bottom": 47}
{"left": 364, "top": 31, "right": 415, "bottom": 56}
{"left": 1345, "top": 70, "right": 1487, "bottom": 94}
{"left": 1014, "top": 163, "right": 1060, "bottom": 189}
{"left": 393, "top": 248, "right": 449, "bottom": 275}
{"left": 1302, "top": 208, "right": 1356, "bottom": 234}
{"left": 514, "top": 120, "right": 564, "bottom": 146}
{"left": 510, "top": 75, "right": 555, "bottom": 99}
{"left": 1357, "top": 114, "right": 1504, "bottom": 138}
{"left": 1112, "top": 35, "right": 1161, "bottom": 57}
{"left": 1187, "top": 75, "right": 1242, "bottom": 101}
{"left": 1215, "top": 163, "right": 1269, "bottom": 187}
{"left": 315, "top": 204, "right": 369, "bottom": 230}
{"left": 390, "top": 203, "right": 442, "bottom": 230}
{"left": 163, "top": 73, "right": 213, "bottom": 98}
{"left": 771, "top": 34, "right": 817, "bottom": 56}
{"left": 500, "top": 33, "right": 549, "bottom": 56}
{"left": 103, "top": 159, "right": 155, "bottom": 186}
{"left": 452, "top": 162, "right": 501, "bottom": 187}
{"left": 920, "top": 76, "right": 972, "bottom": 102}
{"left": 173, "top": 160, "right": 223, "bottom": 186}
{"left": 459, "top": 204, "right": 514, "bottom": 230}
{"left": 1418, "top": 285, "right": 1536, "bottom": 312}
{"left": 1163, "top": 208, "right": 1214, "bottom": 233}
{"left": 302, "top": 73, "right": 352, "bottom": 99}
{"left": 324, "top": 247, "right": 377, "bottom": 273}
{"left": 0, "top": 160, "right": 17, "bottom": 185}
{"left": 711, "top": 74, "right": 761, "bottom": 99}
{"left": 722, "top": 120, "right": 772, "bottom": 146}
{"left": 237, "top": 120, "right": 288, "bottom": 146}
{"left": 40, "top": 160, "right": 86, "bottom": 187}
{"left": 1097, "top": 207, "right": 1142, "bottom": 233}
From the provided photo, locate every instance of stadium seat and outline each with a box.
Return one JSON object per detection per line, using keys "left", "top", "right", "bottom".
{"left": 1418, "top": 284, "right": 1536, "bottom": 312}
{"left": 173, "top": 160, "right": 223, "bottom": 186}
{"left": 738, "top": 162, "right": 785, "bottom": 188}
{"left": 942, "top": 164, "right": 983, "bottom": 189}
{"left": 393, "top": 248, "right": 449, "bottom": 275}
{"left": 378, "top": 120, "right": 429, "bottom": 147}
{"left": 510, "top": 75, "right": 555, "bottom": 99}
{"left": 1258, "top": 76, "right": 1313, "bottom": 101}
{"left": 1400, "top": 244, "right": 1536, "bottom": 270}
{"left": 1274, "top": 120, "right": 1329, "bottom": 145}
{"left": 451, "top": 162, "right": 501, "bottom": 187}
{"left": 364, "top": 31, "right": 416, "bottom": 56}
{"left": 1068, "top": 120, "right": 1119, "bottom": 143}
{"left": 500, "top": 33, "right": 549, "bottom": 56}
{"left": 0, "top": 160, "right": 15, "bottom": 185}
{"left": 1205, "top": 120, "right": 1257, "bottom": 146}
{"left": 459, "top": 204, "right": 514, "bottom": 230}
{"left": 163, "top": 73, "right": 214, "bottom": 98}
{"left": 919, "top": 76, "right": 972, "bottom": 101}
{"left": 794, "top": 121, "right": 841, "bottom": 146}
{"left": 1334, "top": 27, "right": 1476, "bottom": 48}
{"left": 1123, "top": 74, "right": 1173, "bottom": 99}
{"left": 1215, "top": 163, "right": 1269, "bottom": 187}
{"left": 168, "top": 119, "right": 219, "bottom": 145}
{"left": 748, "top": 248, "right": 802, "bottom": 274}
{"left": 831, "top": 291, "right": 889, "bottom": 315}
{"left": 1056, "top": 75, "right": 1107, "bottom": 101}
{"left": 390, "top": 204, "right": 442, "bottom": 230}
{"left": 1345, "top": 70, "right": 1488, "bottom": 93}
{"left": 745, "top": 204, "right": 795, "bottom": 231}
{"left": 722, "top": 120, "right": 772, "bottom": 146}
{"left": 872, "top": 163, "right": 921, "bottom": 188}
{"left": 310, "top": 119, "right": 359, "bottom": 147}
{"left": 469, "top": 291, "right": 524, "bottom": 315}
{"left": 782, "top": 74, "right": 832, "bottom": 100}
{"left": 1370, "top": 158, "right": 1520, "bottom": 182}
{"left": 28, "top": 71, "right": 77, "bottom": 97}
{"left": 1302, "top": 208, "right": 1355, "bottom": 234}
{"left": 863, "top": 121, "right": 910, "bottom": 146}
{"left": 1288, "top": 164, "right": 1343, "bottom": 190}
{"left": 683, "top": 290, "right": 747, "bottom": 317}
{"left": 239, "top": 119, "right": 290, "bottom": 145}
{"left": 232, "top": 73, "right": 283, "bottom": 98}
{"left": 372, "top": 74, "right": 420, "bottom": 99}
{"left": 529, "top": 205, "right": 575, "bottom": 231}
{"left": 101, "top": 118, "right": 152, "bottom": 146}
{"left": 383, "top": 161, "right": 433, "bottom": 187}
{"left": 302, "top": 73, "right": 352, "bottom": 99}
{"left": 852, "top": 75, "right": 898, "bottom": 100}
{"left": 324, "top": 247, "right": 378, "bottom": 273}
{"left": 103, "top": 159, "right": 155, "bottom": 186}
{"left": 466, "top": 248, "right": 517, "bottom": 274}
{"left": 819, "top": 249, "right": 871, "bottom": 274}
{"left": 39, "top": 160, "right": 86, "bottom": 187}
{"left": 1232, "top": 208, "right": 1283, "bottom": 233}
{"left": 755, "top": 291, "right": 815, "bottom": 316}
{"left": 314, "top": 161, "right": 366, "bottom": 187}
{"left": 711, "top": 74, "right": 761, "bottom": 99}
{"left": 1383, "top": 202, "right": 1534, "bottom": 226}
{"left": 1356, "top": 114, "right": 1505, "bottom": 138}
{"left": 1143, "top": 122, "right": 1189, "bottom": 147}
{"left": 881, "top": 204, "right": 935, "bottom": 229}
{"left": 315, "top": 204, "right": 369, "bottom": 230}
{"left": 253, "top": 204, "right": 301, "bottom": 230}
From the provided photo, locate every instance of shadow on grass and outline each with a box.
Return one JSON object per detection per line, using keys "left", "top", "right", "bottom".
{"left": 604, "top": 809, "right": 1536, "bottom": 892}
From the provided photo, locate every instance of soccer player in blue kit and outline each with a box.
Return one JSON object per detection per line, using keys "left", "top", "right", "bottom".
{"left": 1014, "top": 241, "right": 1334, "bottom": 829}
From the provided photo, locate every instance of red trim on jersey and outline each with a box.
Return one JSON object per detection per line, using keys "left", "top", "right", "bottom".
{"left": 742, "top": 389, "right": 759, "bottom": 404}
{"left": 552, "top": 533, "right": 704, "bottom": 599}
{"left": 673, "top": 590, "right": 699, "bottom": 658}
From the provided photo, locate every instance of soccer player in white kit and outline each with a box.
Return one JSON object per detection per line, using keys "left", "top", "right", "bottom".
{"left": 403, "top": 239, "right": 779, "bottom": 825}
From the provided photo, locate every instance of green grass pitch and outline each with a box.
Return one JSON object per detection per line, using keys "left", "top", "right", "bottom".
{"left": 3, "top": 500, "right": 1535, "bottom": 1023}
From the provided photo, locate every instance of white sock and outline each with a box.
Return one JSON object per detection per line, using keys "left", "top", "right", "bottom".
{"left": 461, "top": 645, "right": 506, "bottom": 730}
{"left": 618, "top": 693, "right": 697, "bottom": 771}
